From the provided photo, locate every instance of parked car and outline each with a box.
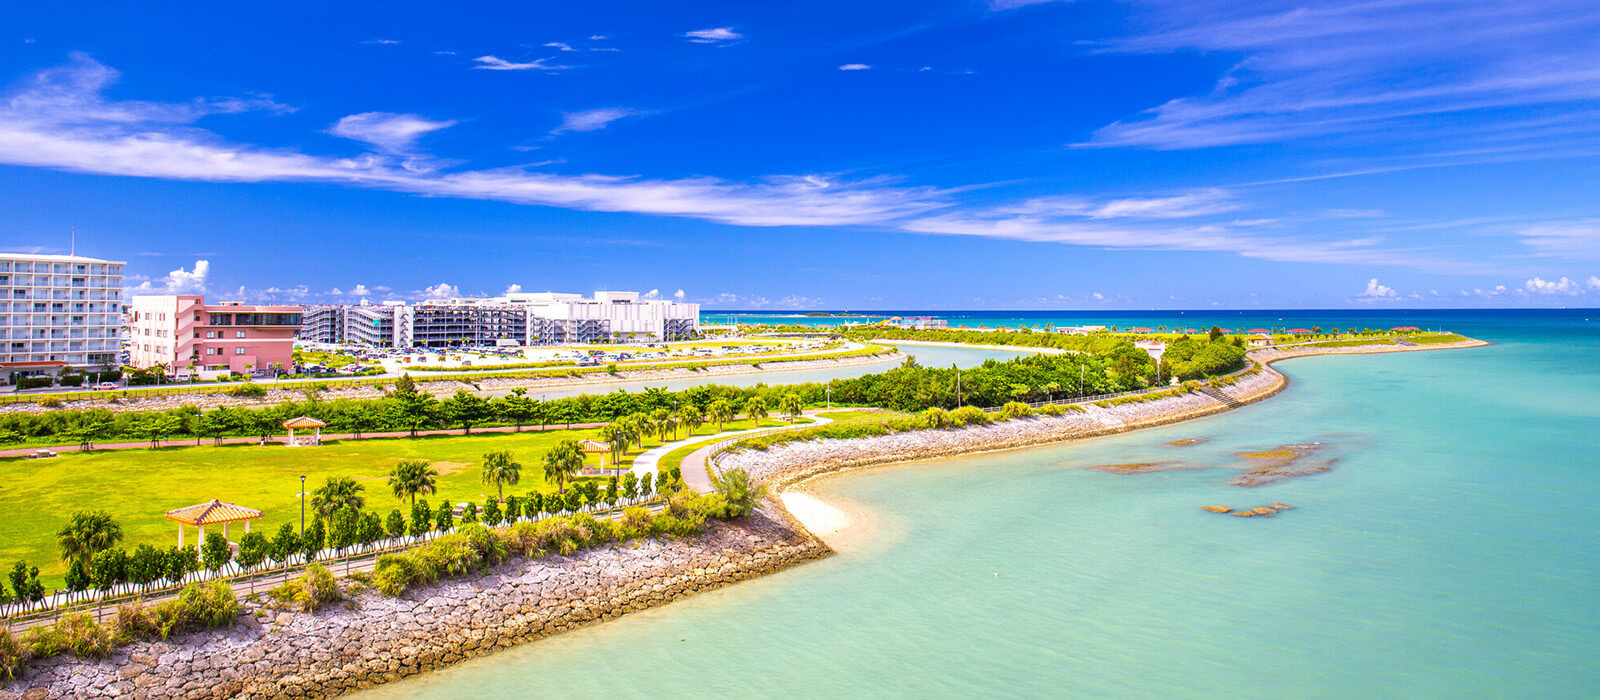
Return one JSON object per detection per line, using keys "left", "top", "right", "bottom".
{"left": 94, "top": 382, "right": 119, "bottom": 391}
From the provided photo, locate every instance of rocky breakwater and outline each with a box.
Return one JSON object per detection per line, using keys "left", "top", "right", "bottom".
{"left": 723, "top": 366, "right": 1288, "bottom": 490}
{"left": 1, "top": 512, "right": 831, "bottom": 699}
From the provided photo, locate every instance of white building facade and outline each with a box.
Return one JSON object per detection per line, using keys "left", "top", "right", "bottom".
{"left": 298, "top": 292, "right": 698, "bottom": 348}
{"left": 0, "top": 253, "right": 124, "bottom": 375}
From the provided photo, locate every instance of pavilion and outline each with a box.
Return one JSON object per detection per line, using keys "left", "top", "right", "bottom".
{"left": 282, "top": 415, "right": 326, "bottom": 447}
{"left": 579, "top": 439, "right": 613, "bottom": 475}
{"left": 165, "top": 499, "right": 263, "bottom": 547}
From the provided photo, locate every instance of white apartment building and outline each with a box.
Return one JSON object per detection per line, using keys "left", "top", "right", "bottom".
{"left": 0, "top": 253, "right": 124, "bottom": 377}
{"left": 299, "top": 291, "right": 699, "bottom": 348}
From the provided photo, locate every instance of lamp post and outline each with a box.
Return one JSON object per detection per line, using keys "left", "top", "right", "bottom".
{"left": 826, "top": 385, "right": 832, "bottom": 410}
{"left": 299, "top": 475, "right": 307, "bottom": 539}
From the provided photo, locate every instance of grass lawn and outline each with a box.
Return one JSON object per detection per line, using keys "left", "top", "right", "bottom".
{"left": 0, "top": 426, "right": 618, "bottom": 586}
{"left": 1409, "top": 333, "right": 1469, "bottom": 344}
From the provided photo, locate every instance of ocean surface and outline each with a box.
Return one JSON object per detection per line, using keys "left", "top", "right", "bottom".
{"left": 362, "top": 310, "right": 1600, "bottom": 698}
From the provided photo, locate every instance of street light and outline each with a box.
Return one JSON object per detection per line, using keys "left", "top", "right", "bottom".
{"left": 299, "top": 475, "right": 307, "bottom": 539}
{"left": 826, "top": 385, "right": 832, "bottom": 410}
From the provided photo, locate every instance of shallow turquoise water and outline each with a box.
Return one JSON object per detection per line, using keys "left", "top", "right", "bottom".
{"left": 363, "top": 314, "right": 1600, "bottom": 698}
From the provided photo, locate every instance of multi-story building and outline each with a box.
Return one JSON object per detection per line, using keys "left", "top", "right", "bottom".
{"left": 297, "top": 291, "right": 699, "bottom": 348}
{"left": 128, "top": 295, "right": 302, "bottom": 376}
{"left": 0, "top": 253, "right": 124, "bottom": 380}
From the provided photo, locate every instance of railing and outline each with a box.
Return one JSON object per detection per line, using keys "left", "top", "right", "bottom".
{"left": 0, "top": 497, "right": 667, "bottom": 629}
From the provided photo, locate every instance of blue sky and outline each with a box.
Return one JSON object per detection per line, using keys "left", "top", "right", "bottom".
{"left": 2, "top": 0, "right": 1599, "bottom": 309}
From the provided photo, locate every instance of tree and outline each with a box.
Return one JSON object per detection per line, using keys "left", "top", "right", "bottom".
{"left": 709, "top": 467, "right": 768, "bottom": 517}
{"left": 311, "top": 476, "right": 366, "bottom": 518}
{"left": 525, "top": 491, "right": 545, "bottom": 518}
{"left": 441, "top": 390, "right": 491, "bottom": 435}
{"left": 303, "top": 518, "right": 326, "bottom": 562}
{"left": 344, "top": 401, "right": 381, "bottom": 440}
{"left": 481, "top": 500, "right": 502, "bottom": 526}
{"left": 504, "top": 495, "right": 523, "bottom": 522}
{"left": 388, "top": 459, "right": 439, "bottom": 505}
{"left": 329, "top": 508, "right": 360, "bottom": 574}
{"left": 604, "top": 476, "right": 620, "bottom": 507}
{"left": 434, "top": 500, "right": 455, "bottom": 532}
{"left": 480, "top": 450, "right": 523, "bottom": 503}
{"left": 497, "top": 390, "right": 539, "bottom": 432}
{"left": 390, "top": 388, "right": 439, "bottom": 437}
{"left": 385, "top": 509, "right": 407, "bottom": 540}
{"left": 640, "top": 472, "right": 655, "bottom": 500}
{"left": 270, "top": 523, "right": 300, "bottom": 568}
{"left": 621, "top": 472, "right": 639, "bottom": 502}
{"left": 542, "top": 439, "right": 584, "bottom": 493}
{"left": 600, "top": 422, "right": 631, "bottom": 466}
{"left": 777, "top": 393, "right": 804, "bottom": 422}
{"left": 1209, "top": 325, "right": 1224, "bottom": 342}
{"left": 460, "top": 503, "right": 479, "bottom": 524}
{"left": 649, "top": 408, "right": 673, "bottom": 443}
{"left": 393, "top": 373, "right": 418, "bottom": 396}
{"left": 202, "top": 532, "right": 232, "bottom": 576}
{"left": 358, "top": 512, "right": 385, "bottom": 551}
{"left": 707, "top": 399, "right": 735, "bottom": 432}
{"left": 56, "top": 510, "right": 123, "bottom": 570}
{"left": 8, "top": 562, "right": 43, "bottom": 610}
{"left": 677, "top": 404, "right": 703, "bottom": 436}
{"left": 744, "top": 396, "right": 768, "bottom": 423}
{"left": 165, "top": 545, "right": 198, "bottom": 585}
{"left": 409, "top": 501, "right": 433, "bottom": 539}
{"left": 236, "top": 531, "right": 269, "bottom": 594}
{"left": 129, "top": 544, "right": 165, "bottom": 588}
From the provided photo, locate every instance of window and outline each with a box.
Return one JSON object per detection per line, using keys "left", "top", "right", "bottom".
{"left": 235, "top": 347, "right": 246, "bottom": 355}
{"left": 236, "top": 330, "right": 246, "bottom": 338}
{"left": 206, "top": 331, "right": 217, "bottom": 339}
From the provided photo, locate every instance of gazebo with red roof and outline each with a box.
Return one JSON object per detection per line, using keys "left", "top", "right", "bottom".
{"left": 165, "top": 499, "right": 263, "bottom": 547}
{"left": 282, "top": 415, "right": 326, "bottom": 447}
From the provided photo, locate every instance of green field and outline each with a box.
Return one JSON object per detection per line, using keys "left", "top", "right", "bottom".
{"left": 0, "top": 427, "right": 627, "bottom": 585}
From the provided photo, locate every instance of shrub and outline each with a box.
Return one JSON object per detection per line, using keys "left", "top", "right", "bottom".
{"left": 707, "top": 469, "right": 765, "bottom": 517}
{"left": 115, "top": 581, "right": 240, "bottom": 641}
{"left": 1000, "top": 401, "right": 1031, "bottom": 419}
{"left": 38, "top": 397, "right": 62, "bottom": 409}
{"left": 618, "top": 507, "right": 654, "bottom": 540}
{"left": 24, "top": 613, "right": 112, "bottom": 659}
{"left": 268, "top": 564, "right": 342, "bottom": 612}
{"left": 949, "top": 405, "right": 989, "bottom": 427}
{"left": 57, "top": 375, "right": 84, "bottom": 387}
{"left": 227, "top": 383, "right": 267, "bottom": 398}
{"left": 1036, "top": 403, "right": 1065, "bottom": 417}
{"left": 16, "top": 377, "right": 52, "bottom": 390}
{"left": 0, "top": 629, "right": 30, "bottom": 681}
{"left": 921, "top": 407, "right": 950, "bottom": 429}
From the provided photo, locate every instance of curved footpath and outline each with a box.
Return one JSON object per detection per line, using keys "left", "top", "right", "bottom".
{"left": 0, "top": 338, "right": 1484, "bottom": 699}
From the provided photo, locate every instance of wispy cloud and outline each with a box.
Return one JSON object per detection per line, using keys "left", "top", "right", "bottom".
{"left": 544, "top": 42, "right": 575, "bottom": 52}
{"left": 361, "top": 39, "right": 401, "bottom": 46}
{"left": 329, "top": 112, "right": 455, "bottom": 154}
{"left": 549, "top": 108, "right": 642, "bottom": 135}
{"left": 1517, "top": 220, "right": 1600, "bottom": 260}
{"left": 1084, "top": 1, "right": 1600, "bottom": 154}
{"left": 989, "top": 0, "right": 1068, "bottom": 9}
{"left": 473, "top": 55, "right": 567, "bottom": 71}
{"left": 839, "top": 64, "right": 872, "bottom": 71}
{"left": 682, "top": 27, "right": 743, "bottom": 44}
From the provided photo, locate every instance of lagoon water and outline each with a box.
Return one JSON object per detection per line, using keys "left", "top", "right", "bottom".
{"left": 363, "top": 311, "right": 1600, "bottom": 698}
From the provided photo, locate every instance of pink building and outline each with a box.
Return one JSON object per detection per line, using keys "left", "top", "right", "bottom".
{"left": 128, "top": 296, "right": 302, "bottom": 376}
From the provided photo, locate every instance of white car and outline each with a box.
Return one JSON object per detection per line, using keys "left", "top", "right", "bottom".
{"left": 94, "top": 382, "right": 119, "bottom": 391}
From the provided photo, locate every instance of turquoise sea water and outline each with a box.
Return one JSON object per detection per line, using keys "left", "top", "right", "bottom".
{"left": 363, "top": 311, "right": 1600, "bottom": 698}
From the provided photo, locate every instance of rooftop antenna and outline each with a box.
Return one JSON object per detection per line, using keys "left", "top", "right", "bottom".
{"left": 70, "top": 226, "right": 76, "bottom": 257}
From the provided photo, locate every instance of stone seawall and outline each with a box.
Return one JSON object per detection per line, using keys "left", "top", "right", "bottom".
{"left": 0, "top": 512, "right": 832, "bottom": 699}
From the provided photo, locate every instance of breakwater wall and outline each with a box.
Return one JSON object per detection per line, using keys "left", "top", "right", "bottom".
{"left": 1, "top": 512, "right": 831, "bottom": 699}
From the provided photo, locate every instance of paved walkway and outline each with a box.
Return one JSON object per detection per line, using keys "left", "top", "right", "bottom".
{"left": 630, "top": 412, "right": 836, "bottom": 491}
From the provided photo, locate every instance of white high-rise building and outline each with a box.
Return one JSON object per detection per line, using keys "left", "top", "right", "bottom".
{"left": 0, "top": 253, "right": 124, "bottom": 376}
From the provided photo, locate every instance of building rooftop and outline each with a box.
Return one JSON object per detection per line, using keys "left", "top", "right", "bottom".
{"left": 0, "top": 252, "right": 125, "bottom": 264}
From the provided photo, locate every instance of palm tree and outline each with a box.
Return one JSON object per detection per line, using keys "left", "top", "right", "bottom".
{"left": 600, "top": 422, "right": 631, "bottom": 466}
{"left": 56, "top": 510, "right": 123, "bottom": 569}
{"left": 311, "top": 476, "right": 366, "bottom": 519}
{"left": 542, "top": 439, "right": 584, "bottom": 493}
{"left": 388, "top": 459, "right": 438, "bottom": 505}
{"left": 707, "top": 399, "right": 734, "bottom": 432}
{"left": 649, "top": 408, "right": 673, "bottom": 443}
{"left": 677, "top": 405, "right": 703, "bottom": 436}
{"left": 744, "top": 396, "right": 768, "bottom": 424}
{"left": 777, "top": 393, "right": 804, "bottom": 422}
{"left": 480, "top": 450, "right": 522, "bottom": 503}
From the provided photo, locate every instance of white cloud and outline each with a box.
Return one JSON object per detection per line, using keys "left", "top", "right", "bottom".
{"left": 990, "top": 0, "right": 1067, "bottom": 9}
{"left": 549, "top": 108, "right": 641, "bottom": 135}
{"left": 1524, "top": 276, "right": 1580, "bottom": 295}
{"left": 642, "top": 289, "right": 660, "bottom": 299}
{"left": 1518, "top": 221, "right": 1600, "bottom": 261}
{"left": 682, "top": 27, "right": 742, "bottom": 44}
{"left": 589, "top": 35, "right": 607, "bottom": 41}
{"left": 673, "top": 289, "right": 685, "bottom": 300}
{"left": 838, "top": 64, "right": 872, "bottom": 71}
{"left": 1589, "top": 276, "right": 1600, "bottom": 290}
{"left": 351, "top": 284, "right": 371, "bottom": 297}
{"left": 433, "top": 50, "right": 457, "bottom": 56}
{"left": 329, "top": 112, "right": 455, "bottom": 154}
{"left": 504, "top": 283, "right": 523, "bottom": 294}
{"left": 1323, "top": 208, "right": 1387, "bottom": 219}
{"left": 473, "top": 55, "right": 567, "bottom": 71}
{"left": 0, "top": 56, "right": 945, "bottom": 228}
{"left": 1010, "top": 188, "right": 1240, "bottom": 219}
{"left": 543, "top": 42, "right": 575, "bottom": 52}
{"left": 1091, "top": 292, "right": 1104, "bottom": 300}
{"left": 1356, "top": 278, "right": 1398, "bottom": 300}
{"left": 420, "top": 283, "right": 460, "bottom": 299}
{"left": 362, "top": 39, "right": 401, "bottom": 46}
{"left": 129, "top": 259, "right": 209, "bottom": 295}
